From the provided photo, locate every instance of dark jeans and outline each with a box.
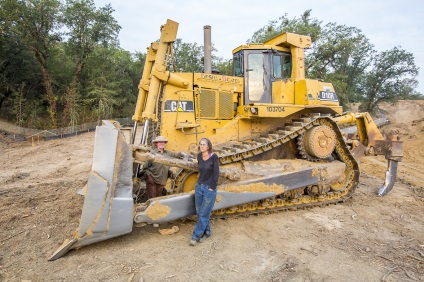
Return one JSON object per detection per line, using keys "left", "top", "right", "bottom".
{"left": 146, "top": 173, "right": 164, "bottom": 199}
{"left": 192, "top": 183, "right": 217, "bottom": 241}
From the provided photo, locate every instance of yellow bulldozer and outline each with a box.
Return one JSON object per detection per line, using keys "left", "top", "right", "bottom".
{"left": 49, "top": 19, "right": 403, "bottom": 260}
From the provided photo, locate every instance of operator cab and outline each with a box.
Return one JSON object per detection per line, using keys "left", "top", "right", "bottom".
{"left": 233, "top": 50, "right": 291, "bottom": 105}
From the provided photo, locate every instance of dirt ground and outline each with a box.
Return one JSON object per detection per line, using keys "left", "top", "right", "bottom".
{"left": 1, "top": 100, "right": 423, "bottom": 282}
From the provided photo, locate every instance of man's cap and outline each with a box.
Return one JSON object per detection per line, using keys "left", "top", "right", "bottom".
{"left": 152, "top": 136, "right": 168, "bottom": 143}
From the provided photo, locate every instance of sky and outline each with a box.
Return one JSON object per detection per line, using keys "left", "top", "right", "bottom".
{"left": 94, "top": 0, "right": 424, "bottom": 94}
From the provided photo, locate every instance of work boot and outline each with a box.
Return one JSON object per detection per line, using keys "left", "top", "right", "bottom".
{"left": 199, "top": 233, "right": 211, "bottom": 243}
{"left": 189, "top": 239, "right": 198, "bottom": 246}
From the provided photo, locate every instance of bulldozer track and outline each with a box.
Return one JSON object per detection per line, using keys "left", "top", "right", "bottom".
{"left": 209, "top": 197, "right": 347, "bottom": 220}
{"left": 172, "top": 114, "right": 359, "bottom": 218}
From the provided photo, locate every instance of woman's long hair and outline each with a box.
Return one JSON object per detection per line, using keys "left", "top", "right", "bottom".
{"left": 199, "top": 138, "right": 213, "bottom": 155}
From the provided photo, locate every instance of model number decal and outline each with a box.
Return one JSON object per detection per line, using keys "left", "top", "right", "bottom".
{"left": 266, "top": 106, "right": 285, "bottom": 112}
{"left": 319, "top": 91, "right": 338, "bottom": 101}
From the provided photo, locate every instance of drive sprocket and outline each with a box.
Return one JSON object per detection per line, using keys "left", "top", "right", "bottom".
{"left": 298, "top": 125, "right": 337, "bottom": 161}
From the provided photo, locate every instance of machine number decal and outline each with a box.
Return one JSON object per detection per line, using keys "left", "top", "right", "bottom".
{"left": 164, "top": 100, "right": 194, "bottom": 112}
{"left": 319, "top": 91, "right": 338, "bottom": 101}
{"left": 266, "top": 106, "right": 285, "bottom": 112}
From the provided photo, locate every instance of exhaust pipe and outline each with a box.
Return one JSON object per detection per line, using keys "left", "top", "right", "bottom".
{"left": 203, "top": 25, "right": 212, "bottom": 74}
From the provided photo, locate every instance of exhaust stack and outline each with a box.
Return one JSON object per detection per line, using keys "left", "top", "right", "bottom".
{"left": 203, "top": 25, "right": 212, "bottom": 74}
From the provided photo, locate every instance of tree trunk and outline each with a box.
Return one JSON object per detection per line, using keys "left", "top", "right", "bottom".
{"left": 33, "top": 47, "right": 58, "bottom": 128}
{"left": 62, "top": 61, "right": 84, "bottom": 126}
{"left": 40, "top": 64, "right": 58, "bottom": 128}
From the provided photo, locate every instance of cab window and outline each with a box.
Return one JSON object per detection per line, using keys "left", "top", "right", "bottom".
{"left": 272, "top": 54, "right": 291, "bottom": 79}
{"left": 248, "top": 53, "right": 265, "bottom": 101}
{"left": 233, "top": 52, "right": 243, "bottom": 76}
{"left": 273, "top": 55, "right": 283, "bottom": 78}
{"left": 283, "top": 55, "right": 292, "bottom": 78}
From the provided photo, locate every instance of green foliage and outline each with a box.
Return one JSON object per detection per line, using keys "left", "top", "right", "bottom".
{"left": 81, "top": 46, "right": 140, "bottom": 121}
{"left": 0, "top": 0, "right": 64, "bottom": 127}
{"left": 249, "top": 10, "right": 322, "bottom": 43}
{"left": 172, "top": 38, "right": 204, "bottom": 72}
{"left": 0, "top": 0, "right": 137, "bottom": 128}
{"left": 63, "top": 0, "right": 120, "bottom": 50}
{"left": 0, "top": 6, "right": 422, "bottom": 129}
{"left": 358, "top": 47, "right": 419, "bottom": 111}
{"left": 307, "top": 23, "right": 376, "bottom": 108}
{"left": 214, "top": 59, "right": 232, "bottom": 76}
{"left": 170, "top": 39, "right": 228, "bottom": 74}
{"left": 398, "top": 79, "right": 424, "bottom": 100}
{"left": 0, "top": 2, "right": 48, "bottom": 124}
{"left": 61, "top": 0, "right": 121, "bottom": 126}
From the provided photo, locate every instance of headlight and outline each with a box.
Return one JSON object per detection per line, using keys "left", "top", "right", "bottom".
{"left": 250, "top": 107, "right": 258, "bottom": 115}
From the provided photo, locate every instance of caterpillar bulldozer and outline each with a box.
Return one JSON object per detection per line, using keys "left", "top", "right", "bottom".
{"left": 49, "top": 19, "right": 403, "bottom": 260}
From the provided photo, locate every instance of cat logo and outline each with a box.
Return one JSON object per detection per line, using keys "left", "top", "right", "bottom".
{"left": 164, "top": 100, "right": 194, "bottom": 112}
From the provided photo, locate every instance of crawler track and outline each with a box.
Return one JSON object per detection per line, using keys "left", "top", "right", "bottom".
{"left": 172, "top": 114, "right": 359, "bottom": 217}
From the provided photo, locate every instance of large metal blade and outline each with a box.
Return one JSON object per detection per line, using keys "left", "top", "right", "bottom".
{"left": 49, "top": 121, "right": 134, "bottom": 261}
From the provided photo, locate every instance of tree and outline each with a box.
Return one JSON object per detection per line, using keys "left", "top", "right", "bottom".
{"left": 0, "top": 16, "right": 49, "bottom": 128}
{"left": 358, "top": 47, "right": 419, "bottom": 112}
{"left": 82, "top": 46, "right": 141, "bottom": 121}
{"left": 0, "top": 25, "right": 37, "bottom": 110}
{"left": 214, "top": 58, "right": 232, "bottom": 76}
{"left": 307, "top": 23, "right": 375, "bottom": 108}
{"left": 1, "top": 0, "right": 63, "bottom": 127}
{"left": 61, "top": 0, "right": 120, "bottom": 127}
{"left": 248, "top": 12, "right": 376, "bottom": 109}
{"left": 248, "top": 10, "right": 322, "bottom": 44}
{"left": 397, "top": 79, "right": 424, "bottom": 100}
{"left": 1, "top": 7, "right": 421, "bottom": 129}
{"left": 171, "top": 38, "right": 204, "bottom": 72}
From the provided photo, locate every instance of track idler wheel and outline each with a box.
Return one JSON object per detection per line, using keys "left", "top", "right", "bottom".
{"left": 301, "top": 125, "right": 336, "bottom": 160}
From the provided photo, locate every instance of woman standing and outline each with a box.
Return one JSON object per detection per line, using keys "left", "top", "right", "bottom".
{"left": 190, "top": 138, "right": 219, "bottom": 246}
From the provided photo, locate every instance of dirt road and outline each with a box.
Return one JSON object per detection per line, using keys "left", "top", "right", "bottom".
{"left": 1, "top": 101, "right": 423, "bottom": 282}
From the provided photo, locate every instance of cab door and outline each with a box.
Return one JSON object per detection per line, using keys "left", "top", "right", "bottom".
{"left": 244, "top": 51, "right": 272, "bottom": 104}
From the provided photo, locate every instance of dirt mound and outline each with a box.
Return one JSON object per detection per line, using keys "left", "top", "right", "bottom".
{"left": 0, "top": 101, "right": 423, "bottom": 281}
{"left": 351, "top": 100, "right": 424, "bottom": 135}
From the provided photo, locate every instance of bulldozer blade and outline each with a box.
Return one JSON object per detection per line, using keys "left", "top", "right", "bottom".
{"left": 377, "top": 159, "right": 399, "bottom": 196}
{"left": 49, "top": 121, "right": 134, "bottom": 261}
{"left": 48, "top": 239, "right": 78, "bottom": 261}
